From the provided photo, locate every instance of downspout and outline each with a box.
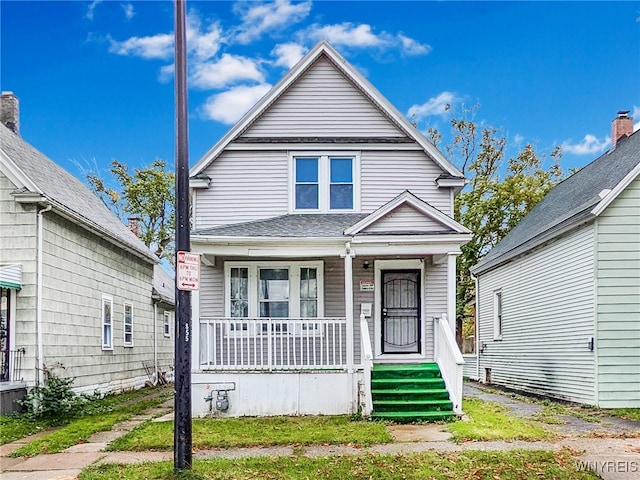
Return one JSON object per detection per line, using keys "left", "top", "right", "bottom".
{"left": 472, "top": 272, "right": 480, "bottom": 381}
{"left": 153, "top": 302, "right": 158, "bottom": 386}
{"left": 36, "top": 203, "right": 52, "bottom": 386}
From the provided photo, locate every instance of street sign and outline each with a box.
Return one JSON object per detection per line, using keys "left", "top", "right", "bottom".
{"left": 177, "top": 251, "right": 200, "bottom": 291}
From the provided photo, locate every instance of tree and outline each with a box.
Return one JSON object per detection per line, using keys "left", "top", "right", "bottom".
{"left": 87, "top": 158, "right": 176, "bottom": 263}
{"left": 427, "top": 105, "right": 563, "bottom": 346}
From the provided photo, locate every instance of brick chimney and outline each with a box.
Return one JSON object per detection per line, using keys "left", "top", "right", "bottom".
{"left": 128, "top": 217, "right": 141, "bottom": 238}
{"left": 611, "top": 110, "right": 633, "bottom": 149}
{"left": 1, "top": 92, "right": 20, "bottom": 135}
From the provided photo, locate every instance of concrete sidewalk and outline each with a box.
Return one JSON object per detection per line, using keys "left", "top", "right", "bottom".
{"left": 1, "top": 384, "right": 639, "bottom": 480}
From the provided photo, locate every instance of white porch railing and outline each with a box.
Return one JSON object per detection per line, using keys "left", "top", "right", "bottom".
{"left": 434, "top": 313, "right": 465, "bottom": 414}
{"left": 199, "top": 317, "right": 348, "bottom": 371}
{"left": 359, "top": 314, "right": 374, "bottom": 415}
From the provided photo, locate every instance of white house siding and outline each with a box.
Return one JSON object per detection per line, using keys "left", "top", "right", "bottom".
{"left": 360, "top": 150, "right": 450, "bottom": 215}
{"left": 596, "top": 176, "right": 640, "bottom": 408}
{"left": 477, "top": 225, "right": 596, "bottom": 405}
{"left": 424, "top": 258, "right": 447, "bottom": 360}
{"left": 363, "top": 204, "right": 448, "bottom": 234}
{"left": 0, "top": 172, "right": 38, "bottom": 385}
{"left": 195, "top": 150, "right": 288, "bottom": 229}
{"left": 40, "top": 213, "right": 157, "bottom": 394}
{"left": 244, "top": 57, "right": 404, "bottom": 138}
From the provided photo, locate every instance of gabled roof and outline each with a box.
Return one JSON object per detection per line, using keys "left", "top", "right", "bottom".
{"left": 0, "top": 124, "right": 158, "bottom": 264}
{"left": 190, "top": 40, "right": 464, "bottom": 180}
{"left": 345, "top": 190, "right": 471, "bottom": 235}
{"left": 473, "top": 129, "right": 640, "bottom": 275}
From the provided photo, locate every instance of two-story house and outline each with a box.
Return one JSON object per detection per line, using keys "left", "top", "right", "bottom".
{"left": 0, "top": 92, "right": 175, "bottom": 413}
{"left": 188, "top": 41, "right": 471, "bottom": 420}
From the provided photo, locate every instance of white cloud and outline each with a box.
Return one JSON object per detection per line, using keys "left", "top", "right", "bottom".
{"left": 121, "top": 3, "right": 135, "bottom": 20}
{"left": 633, "top": 105, "right": 640, "bottom": 132}
{"left": 271, "top": 43, "right": 306, "bottom": 68}
{"left": 407, "top": 92, "right": 457, "bottom": 121}
{"left": 159, "top": 64, "right": 174, "bottom": 83}
{"left": 201, "top": 84, "right": 272, "bottom": 124}
{"left": 561, "top": 134, "right": 609, "bottom": 155}
{"left": 108, "top": 33, "right": 174, "bottom": 60}
{"left": 307, "top": 23, "right": 391, "bottom": 48}
{"left": 187, "top": 11, "right": 223, "bottom": 61}
{"left": 234, "top": 0, "right": 312, "bottom": 44}
{"left": 397, "top": 34, "right": 431, "bottom": 56}
{"left": 86, "top": 0, "right": 102, "bottom": 20}
{"left": 191, "top": 53, "right": 264, "bottom": 89}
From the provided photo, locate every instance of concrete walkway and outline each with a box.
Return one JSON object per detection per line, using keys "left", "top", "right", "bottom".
{"left": 1, "top": 383, "right": 639, "bottom": 480}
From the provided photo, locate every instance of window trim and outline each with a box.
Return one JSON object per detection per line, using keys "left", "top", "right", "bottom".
{"left": 289, "top": 152, "right": 360, "bottom": 213}
{"left": 123, "top": 302, "right": 134, "bottom": 347}
{"left": 102, "top": 295, "right": 114, "bottom": 351}
{"left": 224, "top": 261, "right": 325, "bottom": 335}
{"left": 493, "top": 290, "right": 503, "bottom": 340}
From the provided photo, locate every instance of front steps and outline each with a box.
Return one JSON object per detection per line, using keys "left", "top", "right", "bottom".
{"left": 370, "top": 363, "right": 456, "bottom": 422}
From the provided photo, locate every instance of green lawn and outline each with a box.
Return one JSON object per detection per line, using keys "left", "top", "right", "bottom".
{"left": 79, "top": 449, "right": 599, "bottom": 480}
{"left": 108, "top": 415, "right": 393, "bottom": 451}
{"left": 446, "top": 398, "right": 552, "bottom": 442}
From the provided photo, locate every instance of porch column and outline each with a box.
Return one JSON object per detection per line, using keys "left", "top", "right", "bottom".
{"left": 191, "top": 288, "right": 200, "bottom": 370}
{"left": 447, "top": 253, "right": 457, "bottom": 332}
{"left": 343, "top": 243, "right": 355, "bottom": 372}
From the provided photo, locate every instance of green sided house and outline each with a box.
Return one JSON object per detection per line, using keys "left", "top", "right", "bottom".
{"left": 188, "top": 41, "right": 471, "bottom": 420}
{"left": 0, "top": 92, "right": 175, "bottom": 413}
{"left": 471, "top": 112, "right": 640, "bottom": 408}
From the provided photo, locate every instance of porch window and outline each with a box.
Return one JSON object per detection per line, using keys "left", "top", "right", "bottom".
{"left": 493, "top": 290, "right": 503, "bottom": 340}
{"left": 102, "top": 295, "right": 113, "bottom": 350}
{"left": 224, "top": 261, "right": 324, "bottom": 335}
{"left": 123, "top": 302, "right": 133, "bottom": 347}
{"left": 291, "top": 153, "right": 359, "bottom": 212}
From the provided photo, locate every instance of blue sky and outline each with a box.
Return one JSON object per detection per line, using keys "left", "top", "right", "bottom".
{"left": 1, "top": 1, "right": 639, "bottom": 179}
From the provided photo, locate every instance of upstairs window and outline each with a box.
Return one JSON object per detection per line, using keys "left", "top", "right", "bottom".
{"left": 292, "top": 153, "right": 359, "bottom": 212}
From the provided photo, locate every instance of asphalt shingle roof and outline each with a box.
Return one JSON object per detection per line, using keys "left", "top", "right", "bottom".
{"left": 193, "top": 213, "right": 369, "bottom": 238}
{"left": 474, "top": 130, "right": 640, "bottom": 273}
{"left": 1, "top": 124, "right": 158, "bottom": 263}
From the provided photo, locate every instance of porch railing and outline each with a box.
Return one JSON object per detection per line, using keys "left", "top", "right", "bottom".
{"left": 434, "top": 314, "right": 464, "bottom": 414}
{"left": 199, "top": 317, "right": 348, "bottom": 371}
{"left": 359, "top": 314, "right": 374, "bottom": 415}
{"left": 1, "top": 348, "right": 26, "bottom": 383}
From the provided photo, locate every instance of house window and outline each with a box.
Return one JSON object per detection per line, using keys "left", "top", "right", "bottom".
{"left": 292, "top": 153, "right": 359, "bottom": 212}
{"left": 163, "top": 311, "right": 171, "bottom": 338}
{"left": 123, "top": 302, "right": 133, "bottom": 347}
{"left": 225, "top": 262, "right": 324, "bottom": 335}
{"left": 493, "top": 290, "right": 503, "bottom": 340}
{"left": 102, "top": 295, "right": 113, "bottom": 350}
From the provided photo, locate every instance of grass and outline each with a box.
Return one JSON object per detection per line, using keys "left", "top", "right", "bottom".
{"left": 79, "top": 449, "right": 599, "bottom": 480}
{"left": 0, "top": 416, "right": 54, "bottom": 446}
{"left": 108, "top": 415, "right": 393, "bottom": 451}
{"left": 446, "top": 398, "right": 552, "bottom": 442}
{"left": 601, "top": 408, "right": 640, "bottom": 422}
{"left": 7, "top": 388, "right": 172, "bottom": 457}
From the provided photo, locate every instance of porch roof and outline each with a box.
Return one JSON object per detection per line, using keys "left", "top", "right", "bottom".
{"left": 192, "top": 213, "right": 368, "bottom": 238}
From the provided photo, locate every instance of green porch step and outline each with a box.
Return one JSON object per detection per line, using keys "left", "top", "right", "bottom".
{"left": 370, "top": 363, "right": 456, "bottom": 423}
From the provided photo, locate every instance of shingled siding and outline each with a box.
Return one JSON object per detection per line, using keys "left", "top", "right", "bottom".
{"left": 244, "top": 57, "right": 403, "bottom": 138}
{"left": 0, "top": 172, "right": 38, "bottom": 385}
{"left": 477, "top": 224, "right": 596, "bottom": 405}
{"left": 40, "top": 213, "right": 158, "bottom": 394}
{"left": 596, "top": 175, "right": 640, "bottom": 408}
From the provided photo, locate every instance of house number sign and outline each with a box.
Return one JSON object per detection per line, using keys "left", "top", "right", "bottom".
{"left": 177, "top": 251, "right": 200, "bottom": 291}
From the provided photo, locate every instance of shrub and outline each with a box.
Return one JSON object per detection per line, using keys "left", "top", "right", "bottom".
{"left": 19, "top": 364, "right": 88, "bottom": 423}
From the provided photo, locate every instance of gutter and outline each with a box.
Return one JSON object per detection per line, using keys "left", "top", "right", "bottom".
{"left": 36, "top": 203, "right": 52, "bottom": 386}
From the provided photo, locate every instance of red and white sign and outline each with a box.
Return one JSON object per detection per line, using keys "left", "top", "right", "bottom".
{"left": 177, "top": 251, "right": 200, "bottom": 291}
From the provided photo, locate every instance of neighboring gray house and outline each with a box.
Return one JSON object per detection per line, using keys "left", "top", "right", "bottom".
{"left": 0, "top": 92, "right": 174, "bottom": 413}
{"left": 471, "top": 112, "right": 639, "bottom": 408}
{"left": 188, "top": 41, "right": 471, "bottom": 419}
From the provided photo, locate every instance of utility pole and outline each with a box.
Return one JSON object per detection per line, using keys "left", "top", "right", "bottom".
{"left": 173, "top": 0, "right": 192, "bottom": 471}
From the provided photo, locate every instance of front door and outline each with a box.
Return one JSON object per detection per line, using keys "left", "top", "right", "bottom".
{"left": 381, "top": 270, "right": 421, "bottom": 354}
